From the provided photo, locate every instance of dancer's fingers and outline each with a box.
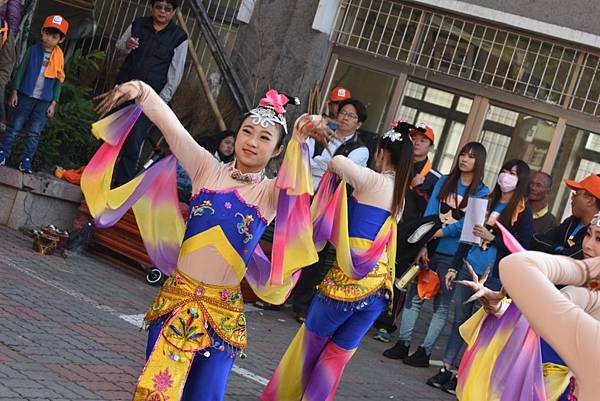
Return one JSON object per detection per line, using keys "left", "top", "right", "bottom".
{"left": 463, "top": 259, "right": 478, "bottom": 282}
{"left": 480, "top": 264, "right": 492, "bottom": 284}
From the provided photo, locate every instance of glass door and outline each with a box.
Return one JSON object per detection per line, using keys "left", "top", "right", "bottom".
{"left": 478, "top": 105, "right": 556, "bottom": 189}
{"left": 395, "top": 81, "right": 473, "bottom": 174}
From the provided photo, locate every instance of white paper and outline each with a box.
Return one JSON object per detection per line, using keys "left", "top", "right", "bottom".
{"left": 460, "top": 197, "right": 488, "bottom": 245}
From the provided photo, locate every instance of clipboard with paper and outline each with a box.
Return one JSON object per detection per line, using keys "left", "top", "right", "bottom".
{"left": 460, "top": 197, "right": 488, "bottom": 245}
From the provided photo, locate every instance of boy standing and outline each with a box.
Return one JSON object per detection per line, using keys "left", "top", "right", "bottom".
{"left": 0, "top": 15, "right": 68, "bottom": 173}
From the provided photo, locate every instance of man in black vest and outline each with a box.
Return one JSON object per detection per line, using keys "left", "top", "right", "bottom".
{"left": 113, "top": 0, "right": 188, "bottom": 186}
{"left": 291, "top": 98, "right": 369, "bottom": 322}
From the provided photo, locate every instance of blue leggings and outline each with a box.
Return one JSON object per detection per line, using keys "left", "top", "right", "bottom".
{"left": 306, "top": 293, "right": 387, "bottom": 350}
{"left": 147, "top": 319, "right": 235, "bottom": 401}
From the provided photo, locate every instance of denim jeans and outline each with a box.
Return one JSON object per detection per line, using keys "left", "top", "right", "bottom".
{"left": 442, "top": 268, "right": 502, "bottom": 367}
{"left": 397, "top": 253, "right": 455, "bottom": 354}
{"left": 0, "top": 93, "right": 50, "bottom": 161}
{"left": 114, "top": 113, "right": 153, "bottom": 186}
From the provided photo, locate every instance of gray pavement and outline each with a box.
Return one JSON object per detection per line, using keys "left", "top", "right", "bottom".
{"left": 0, "top": 225, "right": 454, "bottom": 400}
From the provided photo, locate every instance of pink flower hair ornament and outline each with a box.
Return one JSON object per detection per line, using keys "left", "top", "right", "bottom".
{"left": 249, "top": 89, "right": 298, "bottom": 135}
{"left": 259, "top": 89, "right": 289, "bottom": 115}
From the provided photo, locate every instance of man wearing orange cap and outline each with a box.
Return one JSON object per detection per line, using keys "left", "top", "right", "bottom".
{"left": 325, "top": 86, "right": 351, "bottom": 120}
{"left": 0, "top": 15, "right": 68, "bottom": 173}
{"left": 374, "top": 122, "right": 440, "bottom": 343}
{"left": 532, "top": 174, "right": 600, "bottom": 259}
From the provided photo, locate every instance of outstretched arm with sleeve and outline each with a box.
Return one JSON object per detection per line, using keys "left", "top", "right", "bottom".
{"left": 499, "top": 252, "right": 600, "bottom": 384}
{"left": 130, "top": 81, "right": 218, "bottom": 190}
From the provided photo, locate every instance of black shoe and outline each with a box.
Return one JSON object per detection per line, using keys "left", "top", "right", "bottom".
{"left": 403, "top": 346, "right": 430, "bottom": 367}
{"left": 441, "top": 374, "right": 457, "bottom": 395}
{"left": 426, "top": 367, "right": 453, "bottom": 389}
{"left": 382, "top": 341, "right": 409, "bottom": 360}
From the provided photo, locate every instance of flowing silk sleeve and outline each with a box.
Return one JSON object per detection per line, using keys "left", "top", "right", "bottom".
{"left": 310, "top": 170, "right": 397, "bottom": 280}
{"left": 81, "top": 104, "right": 186, "bottom": 275}
{"left": 245, "top": 134, "right": 319, "bottom": 303}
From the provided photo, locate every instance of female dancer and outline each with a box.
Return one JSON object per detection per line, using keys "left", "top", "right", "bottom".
{"left": 384, "top": 142, "right": 489, "bottom": 366}
{"left": 88, "top": 81, "right": 331, "bottom": 401}
{"left": 261, "top": 122, "right": 415, "bottom": 401}
{"left": 427, "top": 159, "right": 533, "bottom": 393}
{"left": 456, "top": 212, "right": 600, "bottom": 400}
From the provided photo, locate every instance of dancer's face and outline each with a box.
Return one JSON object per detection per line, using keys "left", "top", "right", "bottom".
{"left": 583, "top": 223, "right": 600, "bottom": 259}
{"left": 234, "top": 118, "right": 282, "bottom": 173}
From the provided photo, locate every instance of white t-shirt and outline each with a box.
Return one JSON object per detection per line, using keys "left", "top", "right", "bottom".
{"left": 31, "top": 50, "right": 51, "bottom": 99}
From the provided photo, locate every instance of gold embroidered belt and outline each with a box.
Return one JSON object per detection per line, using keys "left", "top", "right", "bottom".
{"left": 133, "top": 270, "right": 246, "bottom": 401}
{"left": 318, "top": 261, "right": 392, "bottom": 303}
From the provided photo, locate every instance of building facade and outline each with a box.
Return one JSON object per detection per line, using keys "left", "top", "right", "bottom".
{"left": 234, "top": 0, "right": 600, "bottom": 219}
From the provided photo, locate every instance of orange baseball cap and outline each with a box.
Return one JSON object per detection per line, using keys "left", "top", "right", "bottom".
{"left": 330, "top": 86, "right": 351, "bottom": 102}
{"left": 411, "top": 123, "right": 435, "bottom": 144}
{"left": 43, "top": 15, "right": 69, "bottom": 36}
{"left": 417, "top": 269, "right": 440, "bottom": 300}
{"left": 564, "top": 174, "right": 600, "bottom": 199}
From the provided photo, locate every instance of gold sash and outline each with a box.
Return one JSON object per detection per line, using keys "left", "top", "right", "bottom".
{"left": 133, "top": 270, "right": 246, "bottom": 401}
{"left": 318, "top": 260, "right": 392, "bottom": 303}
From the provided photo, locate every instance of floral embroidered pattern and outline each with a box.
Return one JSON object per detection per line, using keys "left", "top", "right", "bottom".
{"left": 321, "top": 277, "right": 365, "bottom": 296}
{"left": 190, "top": 200, "right": 215, "bottom": 218}
{"left": 165, "top": 274, "right": 186, "bottom": 288}
{"left": 235, "top": 212, "right": 254, "bottom": 243}
{"left": 144, "top": 368, "right": 174, "bottom": 400}
{"left": 168, "top": 309, "right": 205, "bottom": 341}
{"left": 150, "top": 297, "right": 167, "bottom": 312}
{"left": 219, "top": 314, "right": 247, "bottom": 342}
{"left": 224, "top": 202, "right": 232, "bottom": 209}
{"left": 220, "top": 289, "right": 241, "bottom": 305}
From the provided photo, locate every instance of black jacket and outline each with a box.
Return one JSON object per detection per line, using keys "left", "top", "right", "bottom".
{"left": 532, "top": 215, "right": 587, "bottom": 259}
{"left": 402, "top": 158, "right": 440, "bottom": 224}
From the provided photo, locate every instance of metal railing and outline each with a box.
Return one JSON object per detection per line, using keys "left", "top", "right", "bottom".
{"left": 332, "top": 0, "right": 600, "bottom": 117}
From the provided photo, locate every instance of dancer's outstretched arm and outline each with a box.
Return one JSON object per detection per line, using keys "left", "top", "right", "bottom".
{"left": 328, "top": 155, "right": 385, "bottom": 195}
{"left": 499, "top": 251, "right": 600, "bottom": 380}
{"left": 96, "top": 80, "right": 217, "bottom": 191}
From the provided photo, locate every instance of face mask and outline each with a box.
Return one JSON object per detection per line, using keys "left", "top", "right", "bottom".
{"left": 497, "top": 172, "right": 518, "bottom": 193}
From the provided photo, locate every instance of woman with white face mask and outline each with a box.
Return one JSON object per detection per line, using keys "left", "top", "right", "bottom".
{"left": 427, "top": 159, "right": 533, "bottom": 394}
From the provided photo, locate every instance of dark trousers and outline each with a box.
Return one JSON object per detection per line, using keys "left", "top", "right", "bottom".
{"left": 114, "top": 113, "right": 153, "bottom": 186}
{"left": 292, "top": 244, "right": 336, "bottom": 316}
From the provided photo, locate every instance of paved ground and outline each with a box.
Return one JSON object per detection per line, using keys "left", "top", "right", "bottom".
{"left": 0, "top": 224, "right": 454, "bottom": 400}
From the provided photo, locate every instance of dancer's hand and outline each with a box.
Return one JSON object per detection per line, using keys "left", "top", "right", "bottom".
{"left": 95, "top": 81, "right": 144, "bottom": 117}
{"left": 455, "top": 260, "right": 505, "bottom": 308}
{"left": 294, "top": 114, "right": 334, "bottom": 147}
